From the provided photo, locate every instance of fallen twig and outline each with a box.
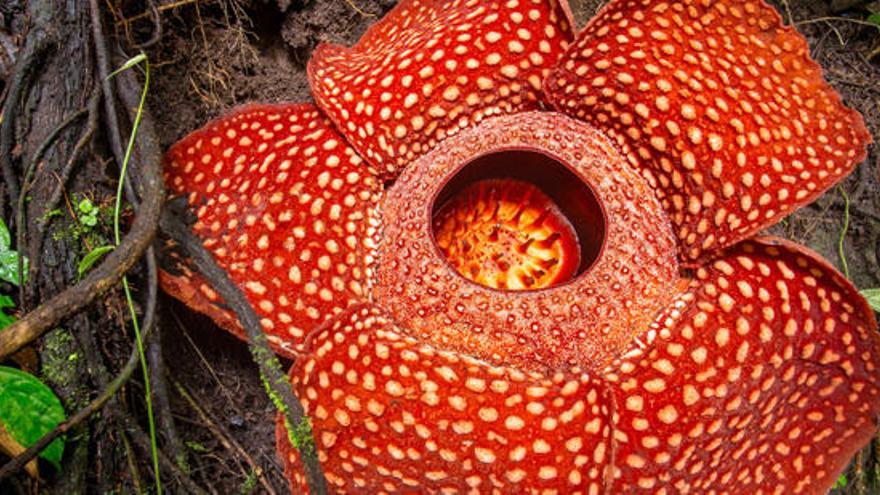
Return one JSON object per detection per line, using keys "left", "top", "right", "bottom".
{"left": 795, "top": 16, "right": 880, "bottom": 29}
{"left": 159, "top": 207, "right": 327, "bottom": 495}
{"left": 121, "top": 427, "right": 145, "bottom": 493}
{"left": 130, "top": 0, "right": 164, "bottom": 49}
{"left": 173, "top": 313, "right": 247, "bottom": 418}
{"left": 173, "top": 378, "right": 278, "bottom": 495}
{"left": 118, "top": 0, "right": 201, "bottom": 25}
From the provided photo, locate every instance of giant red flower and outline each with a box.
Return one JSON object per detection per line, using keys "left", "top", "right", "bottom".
{"left": 161, "top": 0, "right": 878, "bottom": 493}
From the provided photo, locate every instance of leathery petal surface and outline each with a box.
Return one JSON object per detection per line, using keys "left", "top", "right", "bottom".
{"left": 308, "top": 0, "right": 576, "bottom": 176}
{"left": 279, "top": 237, "right": 880, "bottom": 494}
{"left": 545, "top": 0, "right": 872, "bottom": 264}
{"left": 278, "top": 304, "right": 613, "bottom": 493}
{"left": 603, "top": 237, "right": 880, "bottom": 494}
{"left": 162, "top": 103, "right": 382, "bottom": 357}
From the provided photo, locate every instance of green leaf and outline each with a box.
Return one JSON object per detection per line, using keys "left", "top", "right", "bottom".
{"left": 239, "top": 469, "right": 258, "bottom": 494}
{"left": 77, "top": 198, "right": 93, "bottom": 214}
{"left": 0, "top": 218, "right": 9, "bottom": 250}
{"left": 0, "top": 294, "right": 14, "bottom": 331}
{"left": 862, "top": 289, "right": 880, "bottom": 312}
{"left": 835, "top": 473, "right": 847, "bottom": 489}
{"left": 77, "top": 245, "right": 114, "bottom": 277}
{"left": 0, "top": 219, "right": 27, "bottom": 286}
{"left": 0, "top": 313, "right": 12, "bottom": 331}
{"left": 868, "top": 13, "right": 880, "bottom": 28}
{"left": 0, "top": 251, "right": 26, "bottom": 286}
{"left": 0, "top": 366, "right": 66, "bottom": 468}
{"left": 43, "top": 209, "right": 62, "bottom": 221}
{"left": 186, "top": 440, "right": 208, "bottom": 453}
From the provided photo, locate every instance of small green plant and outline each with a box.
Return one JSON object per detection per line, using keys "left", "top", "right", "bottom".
{"left": 837, "top": 186, "right": 851, "bottom": 279}
{"left": 185, "top": 440, "right": 208, "bottom": 453}
{"left": 77, "top": 197, "right": 100, "bottom": 228}
{"left": 239, "top": 469, "right": 258, "bottom": 494}
{"left": 42, "top": 208, "right": 63, "bottom": 221}
{"left": 0, "top": 218, "right": 26, "bottom": 330}
{"left": 44, "top": 195, "right": 118, "bottom": 278}
{"left": 71, "top": 194, "right": 111, "bottom": 242}
{"left": 834, "top": 188, "right": 880, "bottom": 314}
{"left": 77, "top": 245, "right": 114, "bottom": 278}
{"left": 50, "top": 194, "right": 113, "bottom": 251}
{"left": 0, "top": 217, "right": 65, "bottom": 469}
{"left": 834, "top": 473, "right": 848, "bottom": 489}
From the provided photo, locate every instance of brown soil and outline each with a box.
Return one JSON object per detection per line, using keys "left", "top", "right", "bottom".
{"left": 107, "top": 0, "right": 880, "bottom": 492}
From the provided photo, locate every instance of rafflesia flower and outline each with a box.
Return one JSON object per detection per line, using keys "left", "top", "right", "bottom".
{"left": 161, "top": 0, "right": 879, "bottom": 492}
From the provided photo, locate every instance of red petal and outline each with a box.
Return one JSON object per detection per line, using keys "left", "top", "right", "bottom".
{"left": 277, "top": 304, "right": 612, "bottom": 493}
{"left": 604, "top": 237, "right": 880, "bottom": 493}
{"left": 162, "top": 103, "right": 382, "bottom": 358}
{"left": 308, "top": 0, "right": 576, "bottom": 177}
{"left": 545, "top": 0, "right": 872, "bottom": 264}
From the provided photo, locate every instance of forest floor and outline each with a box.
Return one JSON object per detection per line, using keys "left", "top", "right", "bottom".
{"left": 1, "top": 0, "right": 877, "bottom": 493}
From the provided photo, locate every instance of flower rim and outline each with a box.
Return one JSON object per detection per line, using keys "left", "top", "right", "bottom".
{"left": 375, "top": 110, "right": 681, "bottom": 372}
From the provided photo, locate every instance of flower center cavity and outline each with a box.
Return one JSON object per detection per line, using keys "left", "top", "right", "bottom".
{"left": 431, "top": 150, "right": 606, "bottom": 291}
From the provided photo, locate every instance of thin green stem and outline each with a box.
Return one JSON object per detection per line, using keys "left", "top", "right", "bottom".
{"left": 837, "top": 185, "right": 850, "bottom": 280}
{"left": 113, "top": 54, "right": 148, "bottom": 245}
{"left": 111, "top": 54, "right": 161, "bottom": 494}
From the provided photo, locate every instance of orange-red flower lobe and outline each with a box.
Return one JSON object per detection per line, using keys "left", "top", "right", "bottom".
{"left": 162, "top": 103, "right": 382, "bottom": 357}
{"left": 308, "top": 0, "right": 576, "bottom": 177}
{"left": 545, "top": 0, "right": 872, "bottom": 263}
{"left": 156, "top": 1, "right": 880, "bottom": 493}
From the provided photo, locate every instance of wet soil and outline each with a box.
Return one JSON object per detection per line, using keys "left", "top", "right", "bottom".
{"left": 129, "top": 0, "right": 879, "bottom": 492}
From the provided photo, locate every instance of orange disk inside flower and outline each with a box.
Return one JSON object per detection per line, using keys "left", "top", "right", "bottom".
{"left": 433, "top": 179, "right": 580, "bottom": 291}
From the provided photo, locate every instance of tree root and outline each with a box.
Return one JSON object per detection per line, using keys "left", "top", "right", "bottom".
{"left": 0, "top": 65, "right": 165, "bottom": 361}
{"left": 0, "top": 2, "right": 327, "bottom": 492}
{"left": 0, "top": 157, "right": 162, "bottom": 359}
{"left": 148, "top": 332, "right": 188, "bottom": 474}
{"left": 127, "top": 420, "right": 208, "bottom": 495}
{"left": 0, "top": 25, "right": 53, "bottom": 218}
{"left": 18, "top": 89, "right": 102, "bottom": 305}
{"left": 0, "top": 292, "right": 156, "bottom": 481}
{"left": 14, "top": 102, "right": 88, "bottom": 301}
